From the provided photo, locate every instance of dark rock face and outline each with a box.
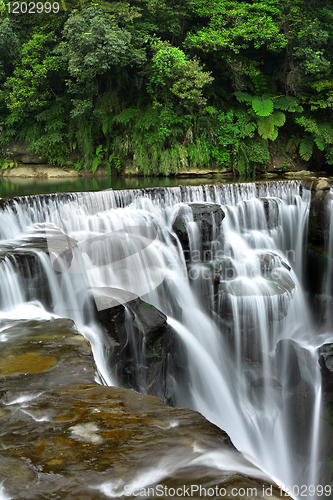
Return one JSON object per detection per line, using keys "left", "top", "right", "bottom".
{"left": 2, "top": 142, "right": 47, "bottom": 164}
{"left": 308, "top": 184, "right": 332, "bottom": 248}
{"left": 94, "top": 287, "right": 179, "bottom": 402}
{"left": 188, "top": 202, "right": 225, "bottom": 232}
{"left": 0, "top": 227, "right": 79, "bottom": 307}
{"left": 172, "top": 202, "right": 225, "bottom": 256}
{"left": 259, "top": 198, "right": 280, "bottom": 229}
{"left": 319, "top": 344, "right": 333, "bottom": 393}
{"left": 305, "top": 181, "right": 332, "bottom": 299}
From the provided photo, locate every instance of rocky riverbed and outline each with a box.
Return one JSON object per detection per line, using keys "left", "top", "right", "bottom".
{"left": 0, "top": 316, "right": 288, "bottom": 499}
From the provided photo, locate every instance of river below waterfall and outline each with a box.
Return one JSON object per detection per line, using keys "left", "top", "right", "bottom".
{"left": 0, "top": 180, "right": 332, "bottom": 499}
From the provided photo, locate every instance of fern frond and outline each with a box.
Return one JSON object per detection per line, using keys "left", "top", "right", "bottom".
{"left": 314, "top": 137, "right": 325, "bottom": 151}
{"left": 274, "top": 96, "right": 299, "bottom": 112}
{"left": 257, "top": 116, "right": 275, "bottom": 139}
{"left": 252, "top": 98, "right": 274, "bottom": 117}
{"left": 252, "top": 74, "right": 268, "bottom": 93}
{"left": 299, "top": 137, "right": 314, "bottom": 161}
{"left": 286, "top": 135, "right": 301, "bottom": 154}
{"left": 234, "top": 92, "right": 253, "bottom": 103}
{"left": 271, "top": 128, "right": 278, "bottom": 141}
{"left": 271, "top": 110, "right": 286, "bottom": 127}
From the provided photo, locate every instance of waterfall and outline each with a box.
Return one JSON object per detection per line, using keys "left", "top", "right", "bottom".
{"left": 0, "top": 181, "right": 325, "bottom": 496}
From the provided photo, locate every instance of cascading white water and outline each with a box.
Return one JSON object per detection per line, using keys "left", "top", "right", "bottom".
{"left": 0, "top": 181, "right": 325, "bottom": 497}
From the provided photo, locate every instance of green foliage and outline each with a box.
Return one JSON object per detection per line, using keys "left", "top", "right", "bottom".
{"left": 25, "top": 101, "right": 69, "bottom": 164}
{"left": 286, "top": 135, "right": 301, "bottom": 155}
{"left": 59, "top": 7, "right": 133, "bottom": 84}
{"left": 1, "top": 0, "right": 333, "bottom": 176}
{"left": 294, "top": 116, "right": 333, "bottom": 163}
{"left": 112, "top": 105, "right": 189, "bottom": 175}
{"left": 274, "top": 97, "right": 303, "bottom": 113}
{"left": 211, "top": 109, "right": 268, "bottom": 174}
{"left": 148, "top": 43, "right": 213, "bottom": 107}
{"left": 234, "top": 91, "right": 287, "bottom": 141}
{"left": 299, "top": 136, "right": 314, "bottom": 161}
{"left": 187, "top": 1, "right": 287, "bottom": 54}
{"left": 271, "top": 111, "right": 286, "bottom": 128}
{"left": 0, "top": 159, "right": 15, "bottom": 170}
{"left": 5, "top": 30, "right": 63, "bottom": 112}
{"left": 187, "top": 139, "right": 211, "bottom": 169}
{"left": 92, "top": 145, "right": 108, "bottom": 174}
{"left": 252, "top": 98, "right": 274, "bottom": 117}
{"left": 0, "top": 19, "right": 18, "bottom": 84}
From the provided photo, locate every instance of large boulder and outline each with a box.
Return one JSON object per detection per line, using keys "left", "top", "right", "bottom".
{"left": 218, "top": 252, "right": 295, "bottom": 299}
{"left": 93, "top": 287, "right": 179, "bottom": 402}
{"left": 172, "top": 202, "right": 225, "bottom": 256}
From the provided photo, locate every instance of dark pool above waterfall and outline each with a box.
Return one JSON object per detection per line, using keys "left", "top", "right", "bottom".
{"left": 0, "top": 173, "right": 283, "bottom": 198}
{"left": 1, "top": 180, "right": 333, "bottom": 499}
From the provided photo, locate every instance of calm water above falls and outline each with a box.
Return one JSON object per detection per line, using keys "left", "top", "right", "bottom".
{"left": 0, "top": 180, "right": 330, "bottom": 498}
{"left": 0, "top": 173, "right": 280, "bottom": 198}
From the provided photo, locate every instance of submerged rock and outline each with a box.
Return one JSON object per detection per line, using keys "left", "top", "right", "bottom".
{"left": 0, "top": 316, "right": 288, "bottom": 500}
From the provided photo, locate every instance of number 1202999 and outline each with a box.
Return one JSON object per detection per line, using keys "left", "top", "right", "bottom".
{"left": 6, "top": 2, "right": 59, "bottom": 13}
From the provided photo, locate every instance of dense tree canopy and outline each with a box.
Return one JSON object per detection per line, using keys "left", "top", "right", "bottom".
{"left": 1, "top": 0, "right": 333, "bottom": 175}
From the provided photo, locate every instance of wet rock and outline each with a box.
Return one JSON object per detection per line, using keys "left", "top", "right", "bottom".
{"left": 188, "top": 201, "right": 225, "bottom": 222}
{"left": 0, "top": 318, "right": 95, "bottom": 392}
{"left": 172, "top": 202, "right": 225, "bottom": 255}
{"left": 93, "top": 287, "right": 179, "bottom": 401}
{"left": 308, "top": 184, "right": 332, "bottom": 248}
{"left": 316, "top": 178, "right": 329, "bottom": 190}
{"left": 0, "top": 316, "right": 288, "bottom": 500}
{"left": 258, "top": 251, "right": 291, "bottom": 274}
{"left": 189, "top": 202, "right": 225, "bottom": 246}
{"left": 0, "top": 226, "right": 79, "bottom": 307}
{"left": 218, "top": 268, "right": 295, "bottom": 297}
{"left": 284, "top": 170, "right": 315, "bottom": 177}
{"left": 172, "top": 206, "right": 191, "bottom": 254}
{"left": 259, "top": 198, "right": 280, "bottom": 229}
{"left": 319, "top": 344, "right": 333, "bottom": 392}
{"left": 264, "top": 172, "right": 279, "bottom": 178}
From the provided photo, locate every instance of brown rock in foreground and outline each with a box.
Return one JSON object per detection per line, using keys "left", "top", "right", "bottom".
{"left": 0, "top": 317, "right": 289, "bottom": 499}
